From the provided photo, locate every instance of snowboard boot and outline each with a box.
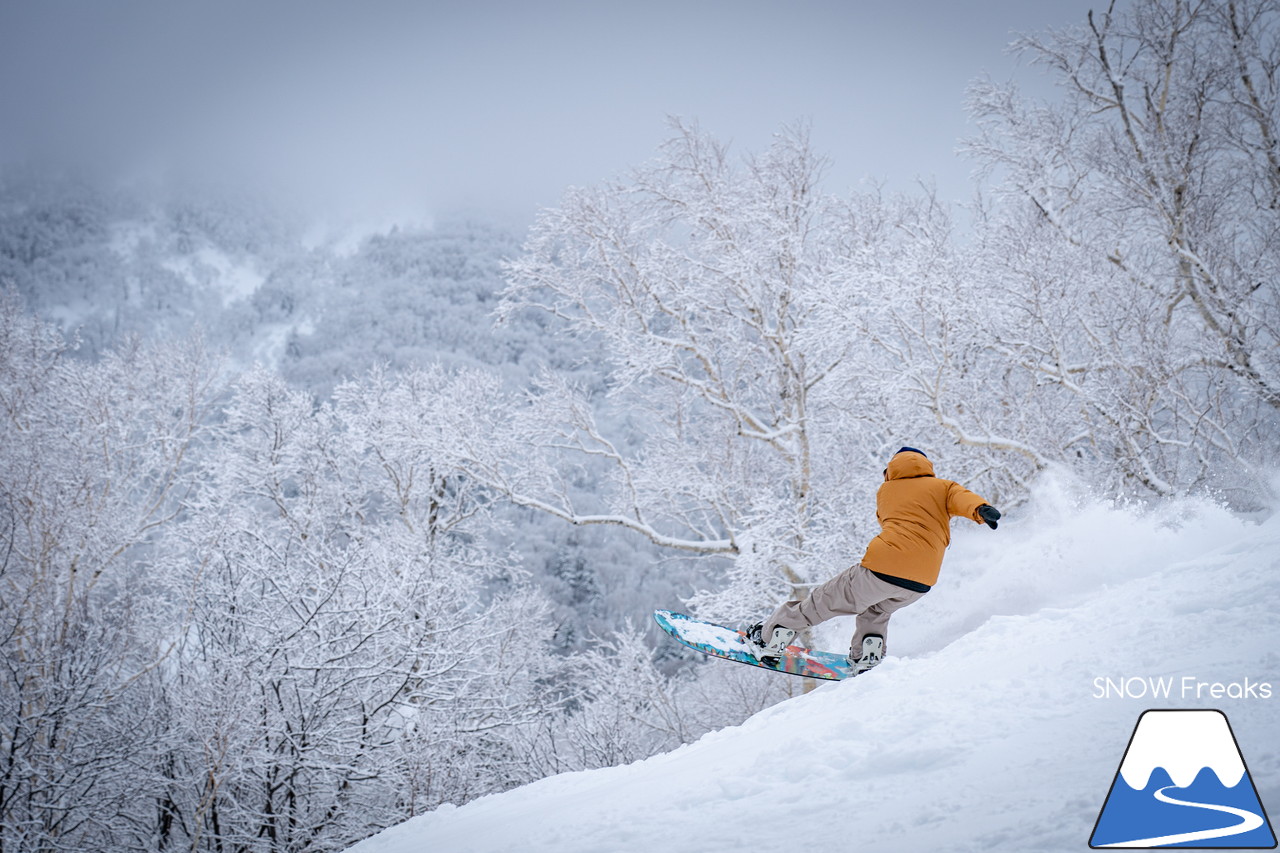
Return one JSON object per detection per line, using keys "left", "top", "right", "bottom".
{"left": 744, "top": 622, "right": 797, "bottom": 665}
{"left": 850, "top": 634, "right": 884, "bottom": 675}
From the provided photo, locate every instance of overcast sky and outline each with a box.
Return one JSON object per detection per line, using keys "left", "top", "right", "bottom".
{"left": 0, "top": 0, "right": 1102, "bottom": 226}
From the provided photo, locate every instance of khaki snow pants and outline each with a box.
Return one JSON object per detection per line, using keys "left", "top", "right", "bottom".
{"left": 763, "top": 563, "right": 923, "bottom": 659}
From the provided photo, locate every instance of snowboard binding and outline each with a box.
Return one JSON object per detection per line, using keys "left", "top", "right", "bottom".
{"left": 850, "top": 634, "right": 884, "bottom": 675}
{"left": 744, "top": 622, "right": 797, "bottom": 666}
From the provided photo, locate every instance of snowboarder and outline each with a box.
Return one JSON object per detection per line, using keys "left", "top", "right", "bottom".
{"left": 746, "top": 447, "right": 1001, "bottom": 674}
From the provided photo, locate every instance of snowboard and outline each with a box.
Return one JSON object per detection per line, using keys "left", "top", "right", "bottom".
{"left": 653, "top": 609, "right": 855, "bottom": 681}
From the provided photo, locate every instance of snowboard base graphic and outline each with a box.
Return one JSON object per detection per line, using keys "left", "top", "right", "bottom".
{"left": 653, "top": 609, "right": 855, "bottom": 681}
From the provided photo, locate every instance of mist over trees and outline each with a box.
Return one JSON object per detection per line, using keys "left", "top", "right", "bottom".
{"left": 1, "top": 1, "right": 1277, "bottom": 850}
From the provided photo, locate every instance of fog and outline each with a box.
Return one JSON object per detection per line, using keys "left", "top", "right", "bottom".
{"left": 0, "top": 0, "right": 1100, "bottom": 224}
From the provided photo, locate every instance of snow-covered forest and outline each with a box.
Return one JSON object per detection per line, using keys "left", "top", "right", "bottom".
{"left": 1, "top": 1, "right": 1277, "bottom": 850}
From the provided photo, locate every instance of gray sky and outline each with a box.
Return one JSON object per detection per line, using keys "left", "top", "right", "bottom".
{"left": 0, "top": 0, "right": 1101, "bottom": 226}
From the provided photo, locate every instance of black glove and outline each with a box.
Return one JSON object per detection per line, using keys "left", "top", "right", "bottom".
{"left": 977, "top": 505, "right": 1001, "bottom": 530}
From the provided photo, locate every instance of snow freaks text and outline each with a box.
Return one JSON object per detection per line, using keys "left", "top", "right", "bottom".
{"left": 1092, "top": 677, "right": 1274, "bottom": 701}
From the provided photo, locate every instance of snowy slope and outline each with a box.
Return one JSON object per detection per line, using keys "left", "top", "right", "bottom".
{"left": 348, "top": 475, "right": 1280, "bottom": 853}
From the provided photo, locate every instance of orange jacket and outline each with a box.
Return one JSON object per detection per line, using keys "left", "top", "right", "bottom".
{"left": 859, "top": 450, "right": 988, "bottom": 588}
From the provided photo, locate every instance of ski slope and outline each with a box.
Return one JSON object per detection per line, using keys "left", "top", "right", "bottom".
{"left": 348, "top": 474, "right": 1280, "bottom": 853}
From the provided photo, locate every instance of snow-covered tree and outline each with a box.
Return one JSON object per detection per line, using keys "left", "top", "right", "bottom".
{"left": 0, "top": 291, "right": 219, "bottom": 851}
{"left": 964, "top": 0, "right": 1280, "bottom": 499}
{"left": 0, "top": 291, "right": 576, "bottom": 851}
{"left": 157, "top": 365, "right": 560, "bottom": 851}
{"left": 527, "top": 628, "right": 790, "bottom": 775}
{"left": 490, "top": 120, "right": 935, "bottom": 623}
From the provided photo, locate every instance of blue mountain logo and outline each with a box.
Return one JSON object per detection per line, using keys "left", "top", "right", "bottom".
{"left": 1091, "top": 710, "right": 1276, "bottom": 848}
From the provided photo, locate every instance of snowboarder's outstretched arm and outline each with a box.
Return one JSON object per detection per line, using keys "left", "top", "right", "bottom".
{"left": 945, "top": 482, "right": 999, "bottom": 529}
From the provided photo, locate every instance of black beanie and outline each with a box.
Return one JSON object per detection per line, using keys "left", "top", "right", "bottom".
{"left": 896, "top": 446, "right": 927, "bottom": 457}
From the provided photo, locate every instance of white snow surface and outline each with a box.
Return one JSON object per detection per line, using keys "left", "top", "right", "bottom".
{"left": 348, "top": 475, "right": 1280, "bottom": 853}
